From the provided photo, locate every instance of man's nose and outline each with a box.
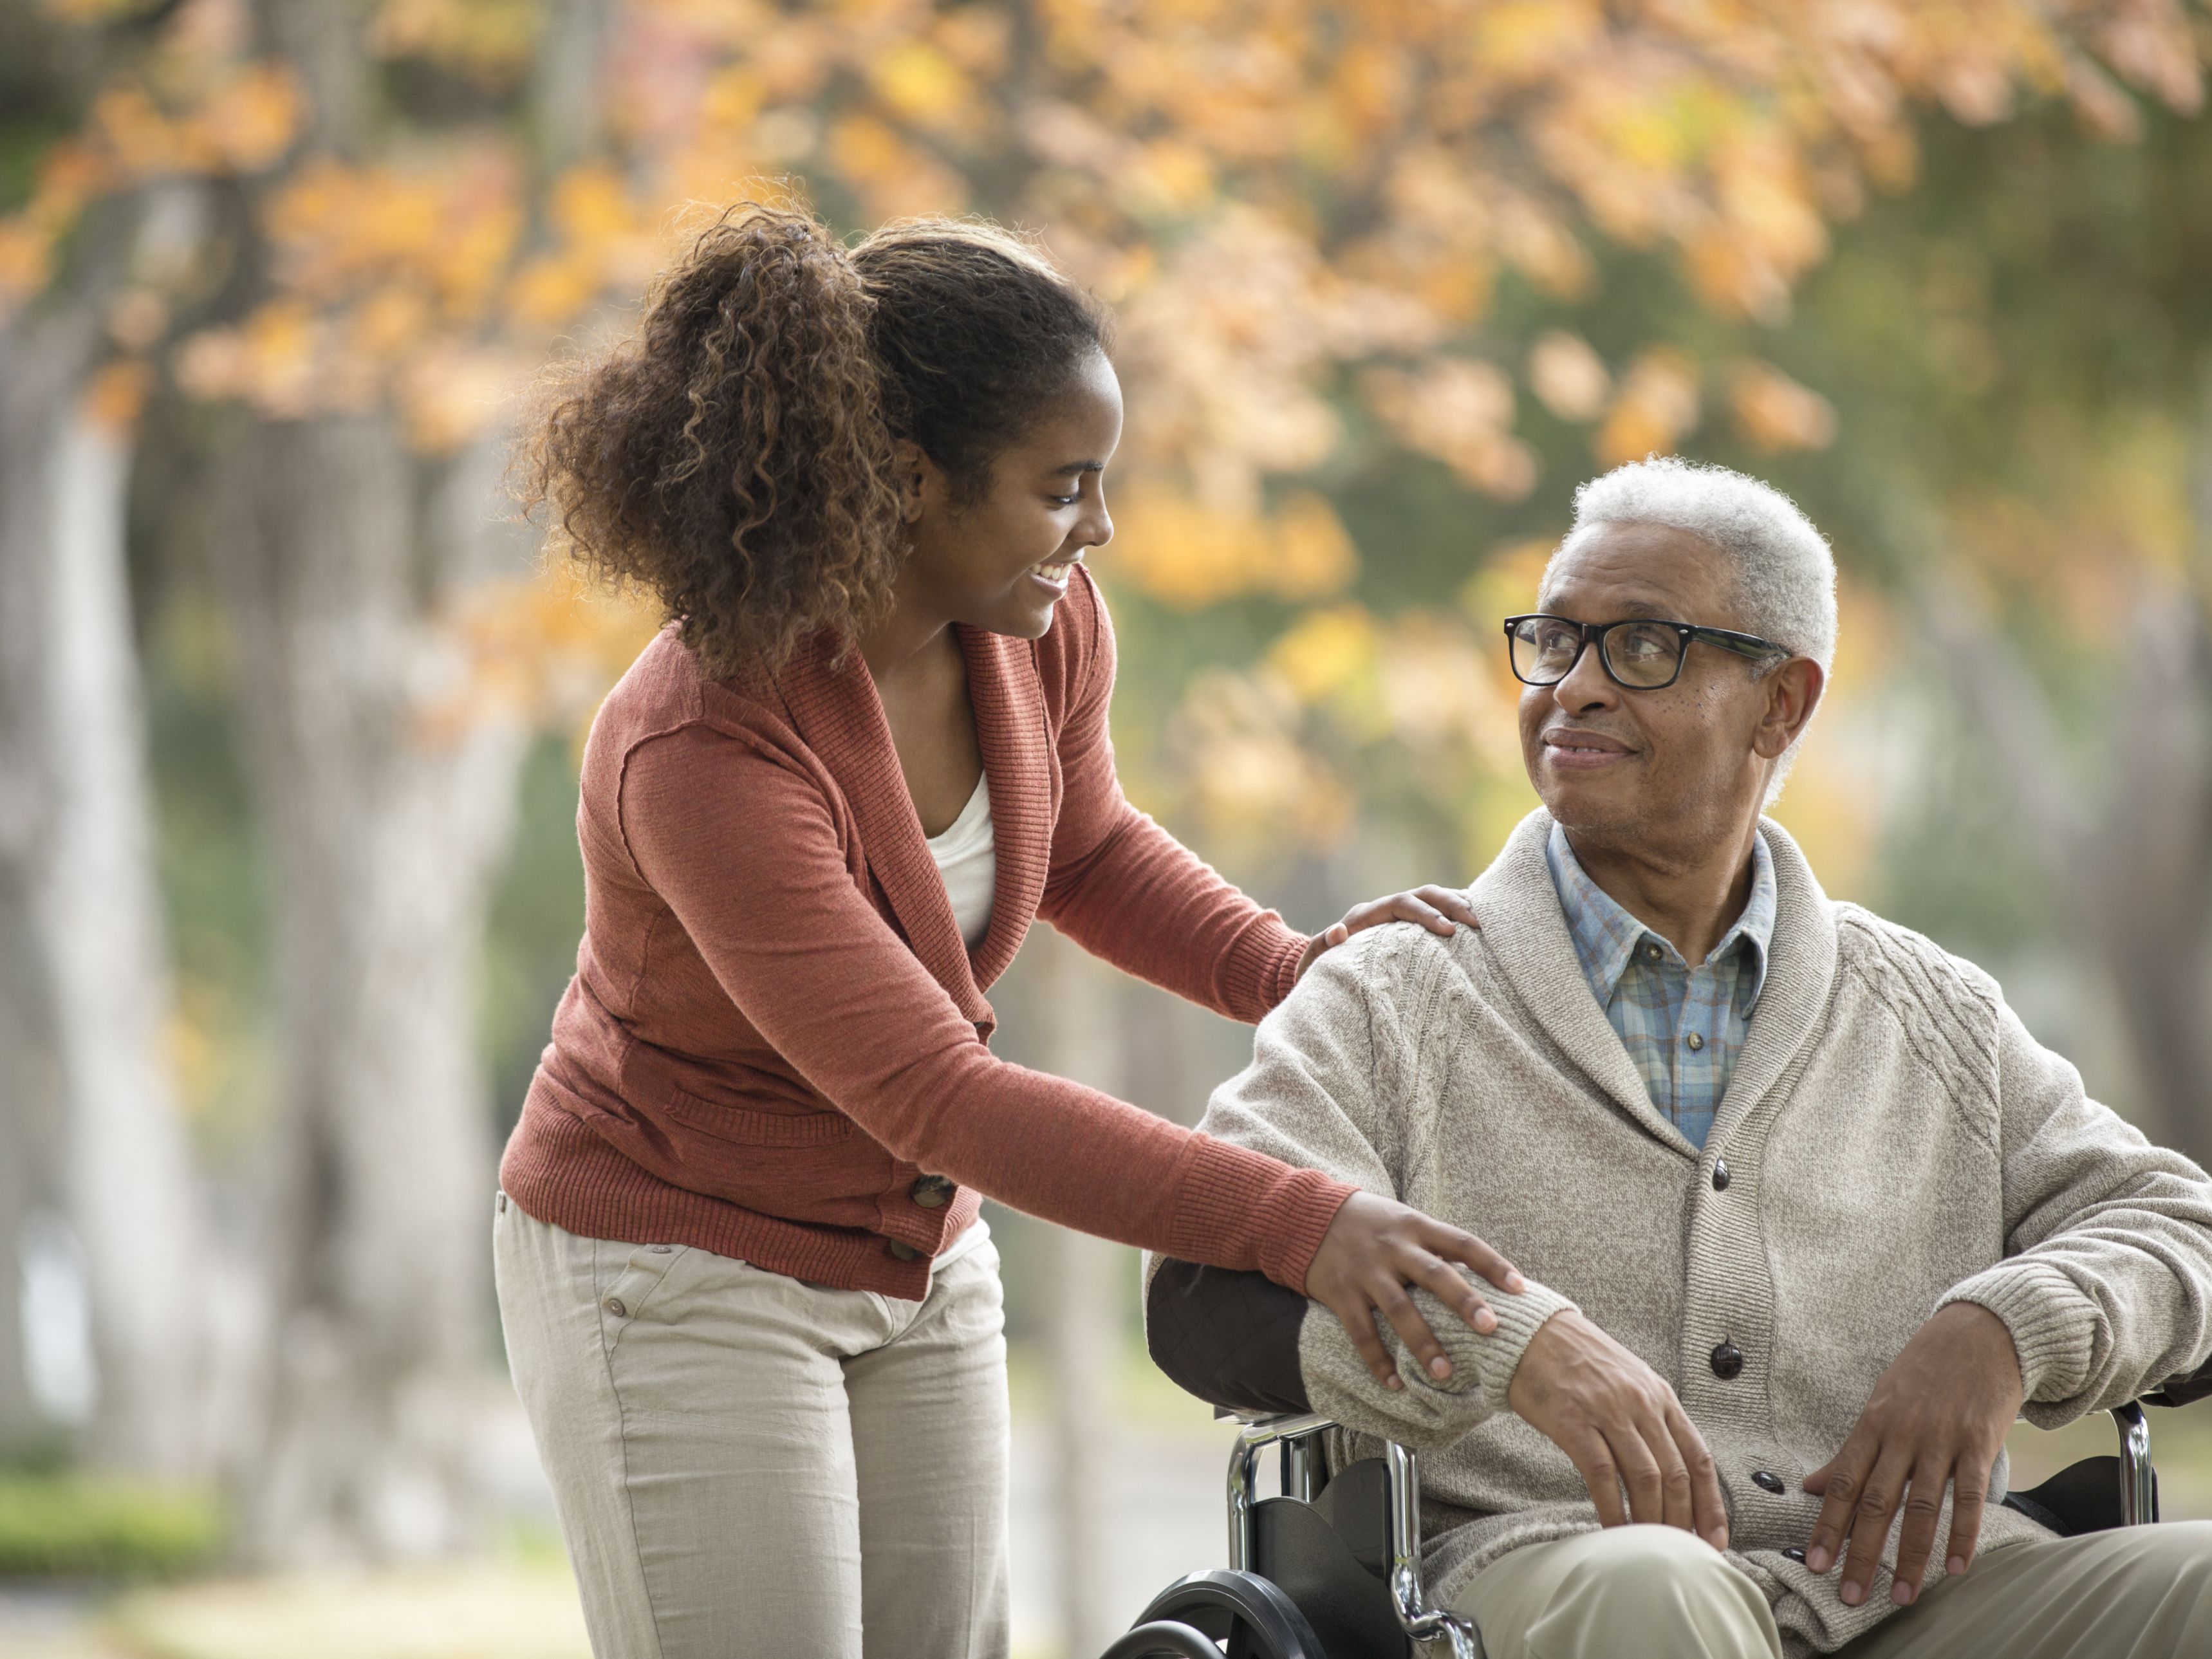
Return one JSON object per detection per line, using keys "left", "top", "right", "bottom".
{"left": 1552, "top": 639, "right": 1618, "bottom": 715}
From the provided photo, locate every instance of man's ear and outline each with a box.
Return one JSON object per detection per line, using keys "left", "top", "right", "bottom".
{"left": 1752, "top": 657, "right": 1825, "bottom": 761}
{"left": 892, "top": 438, "right": 939, "bottom": 526}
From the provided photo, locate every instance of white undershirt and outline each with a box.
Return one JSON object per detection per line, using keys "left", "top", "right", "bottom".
{"left": 925, "top": 772, "right": 996, "bottom": 950}
{"left": 922, "top": 772, "right": 996, "bottom": 1279}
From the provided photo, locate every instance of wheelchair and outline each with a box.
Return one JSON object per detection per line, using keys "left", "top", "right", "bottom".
{"left": 1099, "top": 1362, "right": 2212, "bottom": 1659}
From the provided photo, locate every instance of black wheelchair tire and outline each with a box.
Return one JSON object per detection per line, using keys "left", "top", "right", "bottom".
{"left": 1131, "top": 1568, "right": 1331, "bottom": 1659}
{"left": 1096, "top": 1620, "right": 1232, "bottom": 1659}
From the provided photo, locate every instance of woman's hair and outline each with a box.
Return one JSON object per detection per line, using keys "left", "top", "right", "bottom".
{"left": 519, "top": 205, "right": 1110, "bottom": 678}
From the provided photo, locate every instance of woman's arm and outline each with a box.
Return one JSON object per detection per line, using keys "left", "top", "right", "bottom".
{"left": 619, "top": 721, "right": 1350, "bottom": 1290}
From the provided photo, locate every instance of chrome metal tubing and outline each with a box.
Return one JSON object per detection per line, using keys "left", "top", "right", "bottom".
{"left": 2114, "top": 1402, "right": 2158, "bottom": 1526}
{"left": 1384, "top": 1441, "right": 1484, "bottom": 1659}
{"left": 1225, "top": 1413, "right": 1334, "bottom": 1569}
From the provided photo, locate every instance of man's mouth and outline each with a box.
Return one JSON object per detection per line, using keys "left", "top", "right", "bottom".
{"left": 1543, "top": 728, "right": 1635, "bottom": 766}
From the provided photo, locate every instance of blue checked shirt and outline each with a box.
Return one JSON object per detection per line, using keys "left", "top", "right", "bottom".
{"left": 1543, "top": 822, "right": 1776, "bottom": 1151}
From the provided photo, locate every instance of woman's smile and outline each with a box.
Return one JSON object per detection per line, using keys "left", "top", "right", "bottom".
{"left": 1028, "top": 552, "right": 1084, "bottom": 595}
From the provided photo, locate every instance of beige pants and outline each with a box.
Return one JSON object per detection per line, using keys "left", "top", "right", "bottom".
{"left": 1451, "top": 1520, "right": 2212, "bottom": 1659}
{"left": 493, "top": 1193, "right": 1010, "bottom": 1659}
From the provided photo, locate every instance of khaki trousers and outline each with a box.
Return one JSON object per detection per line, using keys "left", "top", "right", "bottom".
{"left": 1450, "top": 1520, "right": 2212, "bottom": 1659}
{"left": 493, "top": 1194, "right": 1010, "bottom": 1659}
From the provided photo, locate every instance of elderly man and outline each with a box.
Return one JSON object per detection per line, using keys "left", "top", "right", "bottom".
{"left": 1146, "top": 458, "right": 2212, "bottom": 1659}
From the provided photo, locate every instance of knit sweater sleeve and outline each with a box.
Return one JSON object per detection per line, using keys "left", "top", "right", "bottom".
{"left": 618, "top": 723, "right": 1353, "bottom": 1292}
{"left": 1182, "top": 934, "right": 1575, "bottom": 1450}
{"left": 1935, "top": 987, "right": 2212, "bottom": 1423}
{"left": 1037, "top": 571, "right": 1309, "bottom": 1022}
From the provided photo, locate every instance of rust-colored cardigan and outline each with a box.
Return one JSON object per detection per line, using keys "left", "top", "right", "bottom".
{"left": 499, "top": 570, "right": 1356, "bottom": 1299}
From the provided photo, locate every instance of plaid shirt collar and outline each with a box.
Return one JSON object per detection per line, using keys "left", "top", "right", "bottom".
{"left": 1545, "top": 821, "right": 1776, "bottom": 1008}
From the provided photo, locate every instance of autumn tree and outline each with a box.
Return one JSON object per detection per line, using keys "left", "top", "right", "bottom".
{"left": 7, "top": 0, "right": 2209, "bottom": 1586}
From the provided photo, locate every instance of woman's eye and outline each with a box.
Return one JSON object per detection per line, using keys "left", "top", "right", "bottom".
{"left": 1049, "top": 494, "right": 1080, "bottom": 507}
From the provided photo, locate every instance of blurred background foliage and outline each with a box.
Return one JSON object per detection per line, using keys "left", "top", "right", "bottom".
{"left": 3, "top": 1, "right": 2212, "bottom": 1655}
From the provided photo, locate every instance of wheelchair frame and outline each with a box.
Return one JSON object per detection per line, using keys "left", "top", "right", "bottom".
{"left": 1191, "top": 1401, "right": 2166, "bottom": 1659}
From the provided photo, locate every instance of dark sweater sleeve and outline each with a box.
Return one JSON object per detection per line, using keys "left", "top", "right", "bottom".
{"left": 1039, "top": 572, "right": 1309, "bottom": 1023}
{"left": 1145, "top": 1257, "right": 1314, "bottom": 1415}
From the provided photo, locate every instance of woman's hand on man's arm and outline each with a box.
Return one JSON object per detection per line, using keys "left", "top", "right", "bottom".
{"left": 1305, "top": 1191, "right": 1523, "bottom": 1391}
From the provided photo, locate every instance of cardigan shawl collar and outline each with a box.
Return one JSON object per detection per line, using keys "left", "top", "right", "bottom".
{"left": 771, "top": 624, "right": 1052, "bottom": 1033}
{"left": 1469, "top": 810, "right": 1840, "bottom": 1158}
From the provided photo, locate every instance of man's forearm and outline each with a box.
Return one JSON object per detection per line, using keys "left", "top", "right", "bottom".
{"left": 1144, "top": 1257, "right": 1312, "bottom": 1414}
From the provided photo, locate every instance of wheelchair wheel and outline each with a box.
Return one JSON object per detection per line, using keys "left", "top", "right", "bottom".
{"left": 1131, "top": 1569, "right": 1330, "bottom": 1658}
{"left": 1097, "top": 1621, "right": 1232, "bottom": 1658}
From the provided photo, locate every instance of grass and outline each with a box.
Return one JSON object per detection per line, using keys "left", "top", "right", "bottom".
{"left": 0, "top": 1477, "right": 223, "bottom": 1582}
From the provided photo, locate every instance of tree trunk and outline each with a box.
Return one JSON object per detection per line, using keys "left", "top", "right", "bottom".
{"left": 1929, "top": 577, "right": 2212, "bottom": 1168}
{"left": 35, "top": 396, "right": 210, "bottom": 1477}
{"left": 219, "top": 412, "right": 531, "bottom": 1561}
{"left": 0, "top": 316, "right": 84, "bottom": 1456}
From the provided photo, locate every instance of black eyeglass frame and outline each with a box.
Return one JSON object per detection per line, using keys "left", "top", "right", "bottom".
{"left": 1501, "top": 613, "right": 1790, "bottom": 691}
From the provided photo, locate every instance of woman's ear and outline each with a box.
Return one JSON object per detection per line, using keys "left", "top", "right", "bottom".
{"left": 892, "top": 438, "right": 936, "bottom": 526}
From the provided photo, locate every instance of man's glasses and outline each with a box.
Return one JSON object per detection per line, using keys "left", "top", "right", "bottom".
{"left": 1503, "top": 614, "right": 1789, "bottom": 691}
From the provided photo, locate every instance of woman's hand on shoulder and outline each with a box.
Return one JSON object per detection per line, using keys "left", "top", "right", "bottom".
{"left": 1294, "top": 885, "right": 1478, "bottom": 983}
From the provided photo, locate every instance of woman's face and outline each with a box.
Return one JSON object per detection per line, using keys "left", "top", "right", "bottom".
{"left": 897, "top": 348, "right": 1122, "bottom": 640}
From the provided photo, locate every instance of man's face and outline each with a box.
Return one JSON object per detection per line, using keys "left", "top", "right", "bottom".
{"left": 1518, "top": 521, "right": 1810, "bottom": 858}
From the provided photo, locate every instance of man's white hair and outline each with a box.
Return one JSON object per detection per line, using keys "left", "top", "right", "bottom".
{"left": 1543, "top": 456, "right": 1838, "bottom": 800}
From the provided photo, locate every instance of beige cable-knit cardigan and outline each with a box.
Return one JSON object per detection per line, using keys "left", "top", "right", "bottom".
{"left": 1159, "top": 811, "right": 2212, "bottom": 1654}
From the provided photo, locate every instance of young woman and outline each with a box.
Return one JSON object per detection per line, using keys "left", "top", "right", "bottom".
{"left": 493, "top": 206, "right": 1522, "bottom": 1659}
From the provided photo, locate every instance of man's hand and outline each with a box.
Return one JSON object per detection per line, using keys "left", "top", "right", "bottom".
{"left": 1296, "top": 887, "right": 1478, "bottom": 981}
{"left": 1803, "top": 1302, "right": 2024, "bottom": 1608}
{"left": 1305, "top": 1191, "right": 1523, "bottom": 1391}
{"left": 1507, "top": 1310, "right": 1729, "bottom": 1549}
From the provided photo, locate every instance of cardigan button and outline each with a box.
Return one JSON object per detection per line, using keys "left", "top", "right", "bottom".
{"left": 1710, "top": 1340, "right": 1745, "bottom": 1380}
{"left": 1712, "top": 1158, "right": 1731, "bottom": 1192}
{"left": 886, "top": 1240, "right": 920, "bottom": 1262}
{"left": 911, "top": 1174, "right": 956, "bottom": 1209}
{"left": 1752, "top": 1470, "right": 1785, "bottom": 1494}
{"left": 1782, "top": 1547, "right": 1808, "bottom": 1564}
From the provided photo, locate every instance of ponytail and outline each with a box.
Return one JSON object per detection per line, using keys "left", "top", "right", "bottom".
{"left": 521, "top": 202, "right": 1107, "bottom": 679}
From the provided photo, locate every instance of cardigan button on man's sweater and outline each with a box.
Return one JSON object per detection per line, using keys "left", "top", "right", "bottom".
{"left": 1710, "top": 1340, "right": 1745, "bottom": 1380}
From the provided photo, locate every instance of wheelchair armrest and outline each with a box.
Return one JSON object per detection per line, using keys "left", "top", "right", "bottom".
{"left": 2139, "top": 1357, "right": 2212, "bottom": 1409}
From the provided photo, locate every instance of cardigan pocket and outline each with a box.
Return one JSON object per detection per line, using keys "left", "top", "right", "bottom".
{"left": 662, "top": 1089, "right": 859, "bottom": 1147}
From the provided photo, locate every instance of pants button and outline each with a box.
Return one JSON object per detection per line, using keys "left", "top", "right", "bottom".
{"left": 604, "top": 1297, "right": 627, "bottom": 1317}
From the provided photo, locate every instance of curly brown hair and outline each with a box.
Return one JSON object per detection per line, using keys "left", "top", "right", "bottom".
{"left": 520, "top": 204, "right": 1110, "bottom": 678}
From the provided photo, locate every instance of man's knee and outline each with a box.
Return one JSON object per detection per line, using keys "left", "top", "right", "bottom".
{"left": 1536, "top": 1525, "right": 1778, "bottom": 1655}
{"left": 1554, "top": 1523, "right": 1740, "bottom": 1597}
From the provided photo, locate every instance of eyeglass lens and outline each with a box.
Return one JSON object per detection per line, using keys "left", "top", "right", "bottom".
{"left": 1510, "top": 617, "right": 1685, "bottom": 688}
